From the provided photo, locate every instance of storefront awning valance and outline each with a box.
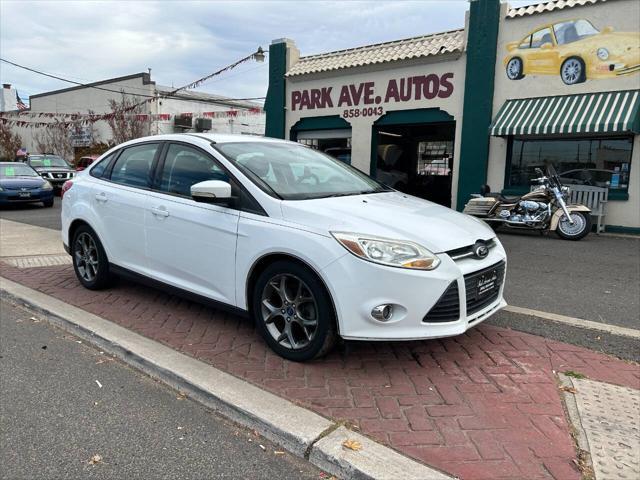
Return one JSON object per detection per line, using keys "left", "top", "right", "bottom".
{"left": 490, "top": 90, "right": 640, "bottom": 137}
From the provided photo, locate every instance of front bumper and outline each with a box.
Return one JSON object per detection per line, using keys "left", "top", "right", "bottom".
{"left": 0, "top": 189, "right": 54, "bottom": 205}
{"left": 322, "top": 241, "right": 507, "bottom": 340}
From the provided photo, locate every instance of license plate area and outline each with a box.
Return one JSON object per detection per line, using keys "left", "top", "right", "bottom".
{"left": 18, "top": 192, "right": 31, "bottom": 198}
{"left": 476, "top": 270, "right": 499, "bottom": 297}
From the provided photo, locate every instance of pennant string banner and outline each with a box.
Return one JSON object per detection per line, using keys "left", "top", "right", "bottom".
{"left": 1, "top": 49, "right": 264, "bottom": 129}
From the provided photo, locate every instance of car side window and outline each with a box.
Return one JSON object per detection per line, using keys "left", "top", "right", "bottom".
{"left": 109, "top": 144, "right": 159, "bottom": 188}
{"left": 90, "top": 153, "right": 114, "bottom": 178}
{"left": 158, "top": 144, "right": 229, "bottom": 197}
{"left": 530, "top": 28, "right": 553, "bottom": 48}
{"left": 518, "top": 35, "right": 531, "bottom": 49}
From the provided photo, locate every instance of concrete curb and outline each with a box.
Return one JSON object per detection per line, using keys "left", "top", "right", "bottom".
{"left": 0, "top": 276, "right": 452, "bottom": 480}
{"left": 557, "top": 373, "right": 593, "bottom": 475}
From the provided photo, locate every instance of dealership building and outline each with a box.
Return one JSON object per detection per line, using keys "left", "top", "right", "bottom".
{"left": 264, "top": 0, "right": 640, "bottom": 231}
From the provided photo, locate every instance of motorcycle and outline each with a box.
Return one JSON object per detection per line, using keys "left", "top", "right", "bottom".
{"left": 463, "top": 165, "right": 592, "bottom": 240}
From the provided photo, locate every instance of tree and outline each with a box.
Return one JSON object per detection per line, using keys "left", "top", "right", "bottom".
{"left": 106, "top": 94, "right": 152, "bottom": 145}
{"left": 34, "top": 121, "right": 73, "bottom": 161}
{"left": 0, "top": 121, "right": 23, "bottom": 161}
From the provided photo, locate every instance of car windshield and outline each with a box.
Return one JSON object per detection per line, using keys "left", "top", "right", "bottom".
{"left": 28, "top": 155, "right": 69, "bottom": 168}
{"left": 554, "top": 19, "right": 599, "bottom": 45}
{"left": 215, "top": 142, "right": 391, "bottom": 200}
{"left": 0, "top": 164, "right": 39, "bottom": 177}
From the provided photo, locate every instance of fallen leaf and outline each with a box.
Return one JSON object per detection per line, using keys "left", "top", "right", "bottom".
{"left": 88, "top": 454, "right": 102, "bottom": 465}
{"left": 560, "top": 386, "right": 578, "bottom": 394}
{"left": 342, "top": 439, "right": 363, "bottom": 451}
{"left": 176, "top": 392, "right": 187, "bottom": 400}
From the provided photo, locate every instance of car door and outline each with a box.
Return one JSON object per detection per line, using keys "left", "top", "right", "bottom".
{"left": 527, "top": 27, "right": 559, "bottom": 74}
{"left": 144, "top": 142, "right": 240, "bottom": 305}
{"left": 92, "top": 142, "right": 161, "bottom": 275}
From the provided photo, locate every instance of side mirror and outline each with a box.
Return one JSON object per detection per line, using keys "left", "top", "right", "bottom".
{"left": 541, "top": 42, "right": 553, "bottom": 50}
{"left": 602, "top": 26, "right": 614, "bottom": 33}
{"left": 191, "top": 180, "right": 233, "bottom": 205}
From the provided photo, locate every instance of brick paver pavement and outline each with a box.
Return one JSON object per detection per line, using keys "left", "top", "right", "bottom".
{"left": 2, "top": 263, "right": 638, "bottom": 480}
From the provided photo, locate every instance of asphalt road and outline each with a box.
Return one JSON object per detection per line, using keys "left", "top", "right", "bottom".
{"left": 498, "top": 230, "right": 639, "bottom": 329}
{"left": 0, "top": 299, "right": 322, "bottom": 480}
{"left": 2, "top": 202, "right": 638, "bottom": 329}
{"left": 0, "top": 197, "right": 62, "bottom": 231}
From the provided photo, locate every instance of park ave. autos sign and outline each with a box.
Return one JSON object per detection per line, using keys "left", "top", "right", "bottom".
{"left": 291, "top": 73, "right": 454, "bottom": 118}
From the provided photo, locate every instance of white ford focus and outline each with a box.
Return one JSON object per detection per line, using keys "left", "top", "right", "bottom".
{"left": 62, "top": 134, "right": 507, "bottom": 361}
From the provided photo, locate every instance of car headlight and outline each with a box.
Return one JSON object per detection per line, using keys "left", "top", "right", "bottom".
{"left": 597, "top": 48, "right": 609, "bottom": 60}
{"left": 331, "top": 232, "right": 440, "bottom": 270}
{"left": 41, "top": 181, "right": 53, "bottom": 191}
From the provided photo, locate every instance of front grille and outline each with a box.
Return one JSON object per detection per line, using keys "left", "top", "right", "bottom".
{"left": 447, "top": 239, "right": 496, "bottom": 261}
{"left": 464, "top": 261, "right": 506, "bottom": 315}
{"left": 423, "top": 281, "right": 460, "bottom": 323}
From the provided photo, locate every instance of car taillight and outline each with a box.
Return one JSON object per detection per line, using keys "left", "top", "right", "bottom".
{"left": 61, "top": 180, "right": 73, "bottom": 199}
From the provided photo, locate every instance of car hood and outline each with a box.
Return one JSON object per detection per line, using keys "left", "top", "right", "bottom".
{"left": 281, "top": 191, "right": 495, "bottom": 252}
{"left": 568, "top": 32, "right": 640, "bottom": 50}
{"left": 0, "top": 177, "right": 46, "bottom": 189}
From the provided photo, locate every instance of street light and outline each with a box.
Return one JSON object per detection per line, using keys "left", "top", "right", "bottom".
{"left": 253, "top": 47, "right": 265, "bottom": 63}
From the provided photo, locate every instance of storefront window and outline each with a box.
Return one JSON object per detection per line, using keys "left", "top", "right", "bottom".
{"left": 506, "top": 136, "right": 633, "bottom": 192}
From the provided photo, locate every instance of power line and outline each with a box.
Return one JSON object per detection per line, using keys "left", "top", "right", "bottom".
{"left": 0, "top": 58, "right": 265, "bottom": 103}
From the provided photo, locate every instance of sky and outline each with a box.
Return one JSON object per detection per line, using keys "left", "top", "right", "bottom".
{"left": 0, "top": 0, "right": 541, "bottom": 106}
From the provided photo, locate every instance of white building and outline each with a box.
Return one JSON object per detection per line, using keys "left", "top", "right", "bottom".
{"left": 6, "top": 72, "right": 265, "bottom": 159}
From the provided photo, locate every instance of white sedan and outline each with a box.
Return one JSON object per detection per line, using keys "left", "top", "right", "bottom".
{"left": 61, "top": 134, "right": 506, "bottom": 361}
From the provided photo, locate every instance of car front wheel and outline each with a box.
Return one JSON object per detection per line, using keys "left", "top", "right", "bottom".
{"left": 252, "top": 260, "right": 336, "bottom": 361}
{"left": 72, "top": 225, "right": 113, "bottom": 289}
{"left": 561, "top": 57, "right": 586, "bottom": 85}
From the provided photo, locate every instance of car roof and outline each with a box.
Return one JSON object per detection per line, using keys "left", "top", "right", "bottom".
{"left": 117, "top": 133, "right": 293, "bottom": 147}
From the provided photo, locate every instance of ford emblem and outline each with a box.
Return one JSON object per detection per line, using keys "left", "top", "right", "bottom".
{"left": 473, "top": 242, "right": 489, "bottom": 259}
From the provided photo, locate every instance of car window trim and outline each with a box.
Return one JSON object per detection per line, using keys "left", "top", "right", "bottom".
{"left": 151, "top": 140, "right": 267, "bottom": 217}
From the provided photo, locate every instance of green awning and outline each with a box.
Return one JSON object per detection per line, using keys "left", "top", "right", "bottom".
{"left": 490, "top": 90, "right": 640, "bottom": 136}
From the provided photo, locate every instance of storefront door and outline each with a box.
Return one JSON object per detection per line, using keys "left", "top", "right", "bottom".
{"left": 373, "top": 121, "right": 455, "bottom": 207}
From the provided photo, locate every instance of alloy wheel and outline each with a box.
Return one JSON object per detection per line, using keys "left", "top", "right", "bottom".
{"left": 562, "top": 59, "right": 582, "bottom": 85}
{"left": 74, "top": 232, "right": 99, "bottom": 282}
{"left": 558, "top": 213, "right": 586, "bottom": 237}
{"left": 260, "top": 274, "right": 318, "bottom": 350}
{"left": 507, "top": 58, "right": 522, "bottom": 80}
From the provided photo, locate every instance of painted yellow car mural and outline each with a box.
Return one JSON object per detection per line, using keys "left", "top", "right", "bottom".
{"left": 504, "top": 19, "right": 640, "bottom": 85}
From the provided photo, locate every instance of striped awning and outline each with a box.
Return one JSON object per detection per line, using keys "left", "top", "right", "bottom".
{"left": 490, "top": 90, "right": 640, "bottom": 136}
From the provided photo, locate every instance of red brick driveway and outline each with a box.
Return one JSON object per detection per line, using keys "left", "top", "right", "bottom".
{"left": 2, "top": 263, "right": 638, "bottom": 480}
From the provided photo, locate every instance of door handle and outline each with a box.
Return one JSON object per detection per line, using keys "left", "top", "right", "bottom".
{"left": 151, "top": 206, "right": 170, "bottom": 218}
{"left": 95, "top": 192, "right": 108, "bottom": 203}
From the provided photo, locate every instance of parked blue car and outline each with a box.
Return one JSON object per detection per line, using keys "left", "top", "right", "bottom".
{"left": 0, "top": 162, "right": 55, "bottom": 207}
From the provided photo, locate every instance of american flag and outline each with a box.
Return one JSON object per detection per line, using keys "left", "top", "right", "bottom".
{"left": 16, "top": 92, "right": 28, "bottom": 111}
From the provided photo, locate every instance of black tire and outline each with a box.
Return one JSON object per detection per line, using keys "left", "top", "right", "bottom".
{"left": 71, "top": 225, "right": 113, "bottom": 289}
{"left": 252, "top": 260, "right": 336, "bottom": 362}
{"left": 560, "top": 57, "right": 586, "bottom": 85}
{"left": 506, "top": 57, "right": 524, "bottom": 80}
{"left": 488, "top": 222, "right": 502, "bottom": 232}
{"left": 555, "top": 211, "right": 592, "bottom": 241}
{"left": 43, "top": 199, "right": 54, "bottom": 208}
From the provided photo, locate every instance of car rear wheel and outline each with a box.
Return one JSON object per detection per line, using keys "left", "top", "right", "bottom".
{"left": 252, "top": 260, "right": 336, "bottom": 361}
{"left": 72, "top": 225, "right": 113, "bottom": 289}
{"left": 506, "top": 57, "right": 524, "bottom": 80}
{"left": 561, "top": 57, "right": 586, "bottom": 85}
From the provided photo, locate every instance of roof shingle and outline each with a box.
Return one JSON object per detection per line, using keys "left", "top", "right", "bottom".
{"left": 286, "top": 29, "right": 464, "bottom": 77}
{"left": 507, "top": 0, "right": 609, "bottom": 18}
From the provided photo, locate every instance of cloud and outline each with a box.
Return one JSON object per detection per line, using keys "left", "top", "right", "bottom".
{"left": 0, "top": 0, "right": 542, "bottom": 103}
